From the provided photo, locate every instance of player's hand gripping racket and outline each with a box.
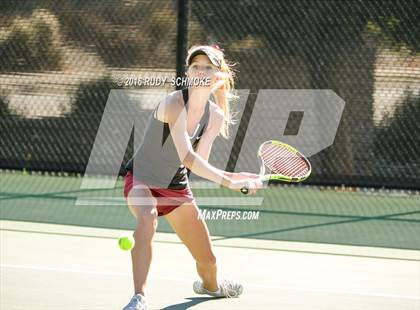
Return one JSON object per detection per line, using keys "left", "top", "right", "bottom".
{"left": 241, "top": 140, "right": 312, "bottom": 195}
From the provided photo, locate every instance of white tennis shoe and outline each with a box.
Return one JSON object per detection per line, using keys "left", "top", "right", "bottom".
{"left": 193, "top": 278, "right": 243, "bottom": 298}
{"left": 122, "top": 293, "right": 148, "bottom": 310}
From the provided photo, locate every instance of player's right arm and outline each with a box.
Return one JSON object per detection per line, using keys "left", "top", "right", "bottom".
{"left": 159, "top": 92, "right": 259, "bottom": 194}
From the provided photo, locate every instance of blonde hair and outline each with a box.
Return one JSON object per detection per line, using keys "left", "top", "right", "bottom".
{"left": 186, "top": 44, "right": 238, "bottom": 139}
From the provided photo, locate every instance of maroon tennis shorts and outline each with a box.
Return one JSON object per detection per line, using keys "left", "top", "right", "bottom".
{"left": 123, "top": 170, "right": 195, "bottom": 216}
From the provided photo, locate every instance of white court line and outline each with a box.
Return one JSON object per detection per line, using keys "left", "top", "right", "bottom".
{"left": 2, "top": 263, "right": 419, "bottom": 301}
{"left": 75, "top": 197, "right": 264, "bottom": 206}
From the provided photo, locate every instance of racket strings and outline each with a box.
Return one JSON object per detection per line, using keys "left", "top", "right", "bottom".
{"left": 261, "top": 144, "right": 310, "bottom": 177}
{"left": 265, "top": 149, "right": 307, "bottom": 177}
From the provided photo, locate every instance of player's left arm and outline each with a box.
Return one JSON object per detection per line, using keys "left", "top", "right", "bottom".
{"left": 195, "top": 107, "right": 257, "bottom": 180}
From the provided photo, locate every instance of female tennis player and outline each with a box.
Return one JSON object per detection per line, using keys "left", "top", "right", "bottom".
{"left": 122, "top": 44, "right": 262, "bottom": 310}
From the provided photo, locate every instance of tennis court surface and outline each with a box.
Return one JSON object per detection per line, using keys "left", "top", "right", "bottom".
{"left": 1, "top": 221, "right": 419, "bottom": 310}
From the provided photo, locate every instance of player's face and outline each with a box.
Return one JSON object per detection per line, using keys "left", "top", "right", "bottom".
{"left": 188, "top": 55, "right": 219, "bottom": 80}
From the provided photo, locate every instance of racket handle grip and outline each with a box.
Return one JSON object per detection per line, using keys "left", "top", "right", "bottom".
{"left": 240, "top": 187, "right": 249, "bottom": 195}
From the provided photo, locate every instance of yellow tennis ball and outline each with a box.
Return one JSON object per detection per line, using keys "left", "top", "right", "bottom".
{"left": 118, "top": 235, "right": 135, "bottom": 251}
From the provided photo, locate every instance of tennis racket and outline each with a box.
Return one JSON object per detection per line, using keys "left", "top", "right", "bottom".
{"left": 241, "top": 140, "right": 312, "bottom": 195}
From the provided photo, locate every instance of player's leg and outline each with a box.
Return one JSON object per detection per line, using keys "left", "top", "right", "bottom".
{"left": 164, "top": 202, "right": 219, "bottom": 292}
{"left": 126, "top": 183, "right": 158, "bottom": 296}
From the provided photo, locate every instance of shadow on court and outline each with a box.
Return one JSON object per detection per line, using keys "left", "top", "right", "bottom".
{"left": 160, "top": 297, "right": 217, "bottom": 310}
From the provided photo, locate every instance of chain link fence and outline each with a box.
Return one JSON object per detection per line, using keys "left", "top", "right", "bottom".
{"left": 0, "top": 0, "right": 419, "bottom": 189}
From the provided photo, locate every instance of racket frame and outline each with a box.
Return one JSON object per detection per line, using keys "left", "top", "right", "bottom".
{"left": 258, "top": 140, "right": 312, "bottom": 183}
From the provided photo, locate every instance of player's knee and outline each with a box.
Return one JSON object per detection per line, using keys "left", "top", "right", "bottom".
{"left": 136, "top": 206, "right": 158, "bottom": 226}
{"left": 133, "top": 211, "right": 158, "bottom": 240}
